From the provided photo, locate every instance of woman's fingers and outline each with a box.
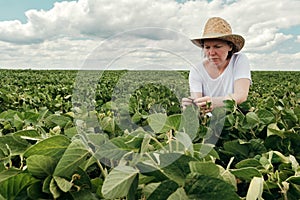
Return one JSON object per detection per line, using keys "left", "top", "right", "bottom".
{"left": 193, "top": 96, "right": 213, "bottom": 112}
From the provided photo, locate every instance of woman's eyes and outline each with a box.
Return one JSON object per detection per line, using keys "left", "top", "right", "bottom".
{"left": 204, "top": 45, "right": 222, "bottom": 49}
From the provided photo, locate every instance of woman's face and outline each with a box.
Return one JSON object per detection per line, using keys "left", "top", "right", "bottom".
{"left": 203, "top": 39, "right": 232, "bottom": 67}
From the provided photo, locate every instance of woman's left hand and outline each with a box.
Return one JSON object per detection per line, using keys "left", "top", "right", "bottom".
{"left": 193, "top": 96, "right": 213, "bottom": 113}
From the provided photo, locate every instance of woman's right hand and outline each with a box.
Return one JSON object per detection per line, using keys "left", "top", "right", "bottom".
{"left": 181, "top": 97, "right": 195, "bottom": 110}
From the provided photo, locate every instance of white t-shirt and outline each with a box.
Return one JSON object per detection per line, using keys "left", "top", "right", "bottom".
{"left": 189, "top": 52, "right": 251, "bottom": 97}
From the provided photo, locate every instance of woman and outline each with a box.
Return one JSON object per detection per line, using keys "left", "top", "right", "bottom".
{"left": 182, "top": 17, "right": 251, "bottom": 113}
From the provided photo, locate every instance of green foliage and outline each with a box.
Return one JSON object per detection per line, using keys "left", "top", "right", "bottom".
{"left": 0, "top": 69, "right": 299, "bottom": 199}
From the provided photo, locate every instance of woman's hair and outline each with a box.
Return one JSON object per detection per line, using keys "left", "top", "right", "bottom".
{"left": 226, "top": 41, "right": 238, "bottom": 59}
{"left": 200, "top": 39, "right": 238, "bottom": 60}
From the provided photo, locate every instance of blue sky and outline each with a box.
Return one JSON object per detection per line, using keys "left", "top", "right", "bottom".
{"left": 0, "top": 0, "right": 299, "bottom": 71}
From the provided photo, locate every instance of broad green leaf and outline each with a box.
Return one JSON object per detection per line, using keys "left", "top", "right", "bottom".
{"left": 175, "top": 131, "right": 193, "bottom": 155}
{"left": 218, "top": 166, "right": 237, "bottom": 190}
{"left": 287, "top": 176, "right": 300, "bottom": 185}
{"left": 44, "top": 114, "right": 71, "bottom": 128}
{"left": 256, "top": 109, "right": 275, "bottom": 124}
{"left": 267, "top": 123, "right": 284, "bottom": 137}
{"left": 42, "top": 175, "right": 52, "bottom": 194}
{"left": 90, "top": 178, "right": 103, "bottom": 198}
{"left": 0, "top": 168, "right": 20, "bottom": 183}
{"left": 223, "top": 140, "right": 249, "bottom": 158}
{"left": 140, "top": 133, "right": 152, "bottom": 153}
{"left": 53, "top": 176, "right": 73, "bottom": 193}
{"left": 185, "top": 174, "right": 240, "bottom": 200}
{"left": 23, "top": 135, "right": 70, "bottom": 160}
{"left": 160, "top": 153, "right": 195, "bottom": 186}
{"left": 179, "top": 106, "right": 199, "bottom": 140}
{"left": 246, "top": 112, "right": 259, "bottom": 128}
{"left": 246, "top": 177, "right": 264, "bottom": 200}
{"left": 27, "top": 181, "right": 48, "bottom": 200}
{"left": 193, "top": 143, "right": 219, "bottom": 160}
{"left": 136, "top": 160, "right": 168, "bottom": 181}
{"left": 0, "top": 134, "right": 30, "bottom": 156}
{"left": 145, "top": 180, "right": 179, "bottom": 200}
{"left": 13, "top": 129, "right": 41, "bottom": 140}
{"left": 189, "top": 161, "right": 219, "bottom": 178}
{"left": 230, "top": 167, "right": 262, "bottom": 181}
{"left": 53, "top": 139, "right": 90, "bottom": 178}
{"left": 13, "top": 113, "right": 24, "bottom": 130}
{"left": 235, "top": 158, "right": 262, "bottom": 168}
{"left": 0, "top": 194, "right": 6, "bottom": 200}
{"left": 71, "top": 167, "right": 92, "bottom": 189}
{"left": 101, "top": 165, "right": 139, "bottom": 199}
{"left": 0, "top": 173, "right": 38, "bottom": 200}
{"left": 147, "top": 113, "right": 167, "bottom": 133}
{"left": 127, "top": 172, "right": 138, "bottom": 200}
{"left": 26, "top": 155, "right": 56, "bottom": 178}
{"left": 164, "top": 114, "right": 182, "bottom": 132}
{"left": 70, "top": 190, "right": 98, "bottom": 200}
{"left": 167, "top": 187, "right": 189, "bottom": 200}
{"left": 49, "top": 177, "right": 61, "bottom": 199}
{"left": 93, "top": 140, "right": 127, "bottom": 163}
{"left": 99, "top": 116, "right": 115, "bottom": 133}
{"left": 287, "top": 183, "right": 300, "bottom": 199}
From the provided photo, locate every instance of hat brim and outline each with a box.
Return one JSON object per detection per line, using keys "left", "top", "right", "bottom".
{"left": 191, "top": 34, "right": 245, "bottom": 52}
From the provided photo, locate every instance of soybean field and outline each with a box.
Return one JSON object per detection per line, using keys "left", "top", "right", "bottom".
{"left": 0, "top": 69, "right": 299, "bottom": 200}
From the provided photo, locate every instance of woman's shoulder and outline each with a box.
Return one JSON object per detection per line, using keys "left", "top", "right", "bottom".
{"left": 231, "top": 52, "right": 249, "bottom": 64}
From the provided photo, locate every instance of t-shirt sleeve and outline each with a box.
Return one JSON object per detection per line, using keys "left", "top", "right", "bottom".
{"left": 189, "top": 66, "right": 203, "bottom": 93}
{"left": 233, "top": 53, "right": 252, "bottom": 83}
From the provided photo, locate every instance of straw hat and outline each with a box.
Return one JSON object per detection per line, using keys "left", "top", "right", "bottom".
{"left": 191, "top": 17, "right": 245, "bottom": 52}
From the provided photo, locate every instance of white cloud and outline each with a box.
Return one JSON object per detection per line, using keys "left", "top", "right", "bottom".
{"left": 0, "top": 0, "right": 299, "bottom": 70}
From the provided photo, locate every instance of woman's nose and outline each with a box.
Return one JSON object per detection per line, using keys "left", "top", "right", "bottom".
{"left": 209, "top": 48, "right": 215, "bottom": 55}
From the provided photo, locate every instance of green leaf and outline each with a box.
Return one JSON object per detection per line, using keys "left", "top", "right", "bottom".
{"left": 193, "top": 143, "right": 219, "bottom": 160}
{"left": 26, "top": 155, "right": 56, "bottom": 178}
{"left": 27, "top": 181, "right": 48, "bottom": 200}
{"left": 256, "top": 109, "right": 275, "bottom": 124}
{"left": 167, "top": 187, "right": 189, "bottom": 200}
{"left": 230, "top": 167, "right": 262, "bottom": 181}
{"left": 0, "top": 168, "right": 20, "bottom": 183}
{"left": 0, "top": 134, "right": 30, "bottom": 156}
{"left": 99, "top": 116, "right": 115, "bottom": 133}
{"left": 101, "top": 165, "right": 139, "bottom": 199}
{"left": 93, "top": 140, "right": 127, "bottom": 163}
{"left": 0, "top": 173, "right": 38, "bottom": 200}
{"left": 143, "top": 180, "right": 179, "bottom": 200}
{"left": 70, "top": 190, "right": 98, "bottom": 200}
{"left": 267, "top": 123, "right": 284, "bottom": 137}
{"left": 53, "top": 176, "right": 73, "bottom": 193}
{"left": 160, "top": 153, "right": 195, "bottom": 186}
{"left": 246, "top": 177, "right": 264, "bottom": 200}
{"left": 49, "top": 177, "right": 61, "bottom": 199}
{"left": 218, "top": 166, "right": 237, "bottom": 190}
{"left": 45, "top": 114, "right": 71, "bottom": 128}
{"left": 189, "top": 161, "right": 219, "bottom": 178}
{"left": 23, "top": 135, "right": 70, "bottom": 160}
{"left": 42, "top": 175, "right": 52, "bottom": 194}
{"left": 53, "top": 139, "right": 90, "bottom": 178}
{"left": 246, "top": 112, "right": 260, "bottom": 128}
{"left": 223, "top": 140, "right": 249, "bottom": 158}
{"left": 287, "top": 176, "right": 300, "bottom": 185}
{"left": 179, "top": 106, "right": 199, "bottom": 140}
{"left": 13, "top": 129, "right": 41, "bottom": 140}
{"left": 136, "top": 160, "right": 168, "bottom": 182}
{"left": 164, "top": 114, "right": 182, "bottom": 132}
{"left": 185, "top": 174, "right": 240, "bottom": 200}
{"left": 175, "top": 131, "right": 193, "bottom": 155}
{"left": 235, "top": 158, "right": 262, "bottom": 168}
{"left": 147, "top": 113, "right": 167, "bottom": 133}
